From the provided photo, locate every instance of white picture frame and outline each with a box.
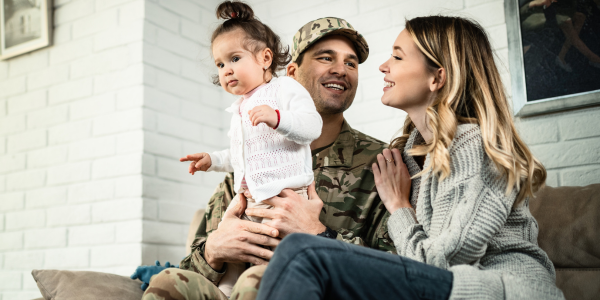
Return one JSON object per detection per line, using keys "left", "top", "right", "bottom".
{"left": 504, "top": 0, "right": 600, "bottom": 117}
{"left": 1, "top": 0, "right": 52, "bottom": 60}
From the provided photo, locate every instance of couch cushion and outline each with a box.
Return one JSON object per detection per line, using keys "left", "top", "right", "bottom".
{"left": 556, "top": 268, "right": 600, "bottom": 300}
{"left": 32, "top": 269, "right": 143, "bottom": 300}
{"left": 530, "top": 184, "right": 600, "bottom": 268}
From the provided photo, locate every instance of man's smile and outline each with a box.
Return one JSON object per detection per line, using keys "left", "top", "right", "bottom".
{"left": 321, "top": 80, "right": 348, "bottom": 94}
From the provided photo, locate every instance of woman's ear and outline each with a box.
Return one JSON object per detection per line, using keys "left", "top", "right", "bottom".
{"left": 429, "top": 67, "right": 446, "bottom": 92}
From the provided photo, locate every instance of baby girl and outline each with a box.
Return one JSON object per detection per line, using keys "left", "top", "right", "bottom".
{"left": 179, "top": 1, "right": 321, "bottom": 297}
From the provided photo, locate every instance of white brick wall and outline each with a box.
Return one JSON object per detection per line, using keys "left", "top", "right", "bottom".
{"left": 1, "top": 0, "right": 598, "bottom": 299}
{"left": 139, "top": 0, "right": 227, "bottom": 272}
{"left": 516, "top": 106, "right": 600, "bottom": 187}
{"left": 0, "top": 0, "right": 150, "bottom": 298}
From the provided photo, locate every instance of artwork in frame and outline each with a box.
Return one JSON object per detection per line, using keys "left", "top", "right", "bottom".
{"left": 0, "top": 0, "right": 52, "bottom": 60}
{"left": 505, "top": 0, "right": 600, "bottom": 117}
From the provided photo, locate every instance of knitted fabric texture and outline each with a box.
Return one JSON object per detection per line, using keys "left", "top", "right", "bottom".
{"left": 208, "top": 76, "right": 322, "bottom": 202}
{"left": 387, "top": 124, "right": 565, "bottom": 300}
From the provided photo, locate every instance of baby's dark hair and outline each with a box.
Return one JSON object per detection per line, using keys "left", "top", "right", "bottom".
{"left": 211, "top": 1, "right": 291, "bottom": 86}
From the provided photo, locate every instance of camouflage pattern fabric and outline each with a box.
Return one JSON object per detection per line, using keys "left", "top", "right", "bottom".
{"left": 229, "top": 265, "right": 267, "bottom": 300}
{"left": 291, "top": 17, "right": 369, "bottom": 64}
{"left": 174, "top": 120, "right": 395, "bottom": 290}
{"left": 142, "top": 266, "right": 267, "bottom": 300}
{"left": 142, "top": 269, "right": 227, "bottom": 300}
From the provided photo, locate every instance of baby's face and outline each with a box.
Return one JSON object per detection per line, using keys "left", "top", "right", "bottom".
{"left": 213, "top": 29, "right": 266, "bottom": 95}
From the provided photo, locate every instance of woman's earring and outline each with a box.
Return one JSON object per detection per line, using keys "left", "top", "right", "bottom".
{"left": 263, "top": 66, "right": 268, "bottom": 71}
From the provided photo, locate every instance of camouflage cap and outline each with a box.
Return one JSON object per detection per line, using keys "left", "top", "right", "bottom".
{"left": 291, "top": 17, "right": 369, "bottom": 64}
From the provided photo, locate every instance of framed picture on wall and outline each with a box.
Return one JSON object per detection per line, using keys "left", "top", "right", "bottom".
{"left": 0, "top": 0, "right": 52, "bottom": 60}
{"left": 505, "top": 0, "right": 600, "bottom": 117}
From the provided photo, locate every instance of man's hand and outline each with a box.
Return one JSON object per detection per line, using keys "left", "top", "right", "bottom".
{"left": 204, "top": 193, "right": 281, "bottom": 271}
{"left": 180, "top": 153, "right": 212, "bottom": 175}
{"left": 248, "top": 105, "right": 278, "bottom": 128}
{"left": 245, "top": 182, "right": 326, "bottom": 238}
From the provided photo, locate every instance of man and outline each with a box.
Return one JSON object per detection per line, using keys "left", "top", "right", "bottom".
{"left": 141, "top": 17, "right": 394, "bottom": 300}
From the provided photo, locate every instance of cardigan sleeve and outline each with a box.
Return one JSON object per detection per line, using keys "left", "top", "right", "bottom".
{"left": 207, "top": 149, "right": 234, "bottom": 172}
{"left": 274, "top": 77, "right": 323, "bottom": 145}
{"left": 387, "top": 130, "right": 516, "bottom": 269}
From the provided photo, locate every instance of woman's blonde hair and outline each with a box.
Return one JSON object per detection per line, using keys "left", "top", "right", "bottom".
{"left": 390, "top": 16, "right": 546, "bottom": 205}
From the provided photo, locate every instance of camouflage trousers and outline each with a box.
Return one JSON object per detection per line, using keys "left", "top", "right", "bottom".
{"left": 142, "top": 265, "right": 267, "bottom": 300}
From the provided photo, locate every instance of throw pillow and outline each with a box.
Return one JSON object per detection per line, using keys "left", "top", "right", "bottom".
{"left": 32, "top": 269, "right": 144, "bottom": 300}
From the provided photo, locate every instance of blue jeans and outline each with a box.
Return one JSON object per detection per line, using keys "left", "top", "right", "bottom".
{"left": 256, "top": 233, "right": 453, "bottom": 300}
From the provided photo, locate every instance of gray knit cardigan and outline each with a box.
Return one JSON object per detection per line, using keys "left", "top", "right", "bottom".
{"left": 388, "top": 124, "right": 565, "bottom": 300}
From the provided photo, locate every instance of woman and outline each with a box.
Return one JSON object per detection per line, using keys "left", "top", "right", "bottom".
{"left": 255, "top": 16, "right": 565, "bottom": 300}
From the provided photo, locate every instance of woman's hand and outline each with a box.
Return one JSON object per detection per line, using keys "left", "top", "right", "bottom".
{"left": 372, "top": 148, "right": 412, "bottom": 214}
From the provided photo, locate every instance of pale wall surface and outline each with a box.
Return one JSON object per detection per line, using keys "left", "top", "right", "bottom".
{"left": 138, "top": 0, "right": 227, "bottom": 274}
{"left": 0, "top": 0, "right": 599, "bottom": 299}
{"left": 516, "top": 106, "right": 600, "bottom": 187}
{"left": 0, "top": 1, "right": 148, "bottom": 299}
{"left": 0, "top": 0, "right": 227, "bottom": 299}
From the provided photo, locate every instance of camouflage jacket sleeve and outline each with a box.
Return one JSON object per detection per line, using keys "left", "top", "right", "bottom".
{"left": 313, "top": 121, "right": 396, "bottom": 254}
{"left": 321, "top": 175, "right": 396, "bottom": 254}
{"left": 179, "top": 173, "right": 236, "bottom": 285}
{"left": 354, "top": 175, "right": 395, "bottom": 254}
{"left": 338, "top": 198, "right": 395, "bottom": 254}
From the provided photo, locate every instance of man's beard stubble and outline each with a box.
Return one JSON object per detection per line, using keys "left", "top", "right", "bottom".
{"left": 297, "top": 71, "right": 356, "bottom": 116}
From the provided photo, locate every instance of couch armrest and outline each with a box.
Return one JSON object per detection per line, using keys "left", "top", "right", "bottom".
{"left": 186, "top": 209, "right": 206, "bottom": 255}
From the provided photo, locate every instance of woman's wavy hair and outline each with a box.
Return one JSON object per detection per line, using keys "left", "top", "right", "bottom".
{"left": 210, "top": 1, "right": 291, "bottom": 85}
{"left": 389, "top": 16, "right": 546, "bottom": 205}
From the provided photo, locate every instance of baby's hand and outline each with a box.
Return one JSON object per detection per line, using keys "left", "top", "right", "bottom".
{"left": 179, "top": 153, "right": 212, "bottom": 175}
{"left": 249, "top": 105, "right": 278, "bottom": 128}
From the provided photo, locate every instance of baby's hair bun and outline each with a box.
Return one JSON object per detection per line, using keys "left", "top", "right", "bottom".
{"left": 210, "top": 0, "right": 291, "bottom": 86}
{"left": 216, "top": 1, "right": 255, "bottom": 21}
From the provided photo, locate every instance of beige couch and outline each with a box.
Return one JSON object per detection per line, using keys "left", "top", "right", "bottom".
{"left": 529, "top": 184, "right": 600, "bottom": 300}
{"left": 32, "top": 184, "right": 600, "bottom": 300}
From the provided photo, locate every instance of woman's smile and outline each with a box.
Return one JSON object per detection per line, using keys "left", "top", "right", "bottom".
{"left": 383, "top": 79, "right": 395, "bottom": 92}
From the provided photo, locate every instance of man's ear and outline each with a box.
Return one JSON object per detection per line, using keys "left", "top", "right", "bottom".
{"left": 429, "top": 67, "right": 446, "bottom": 92}
{"left": 287, "top": 62, "right": 299, "bottom": 79}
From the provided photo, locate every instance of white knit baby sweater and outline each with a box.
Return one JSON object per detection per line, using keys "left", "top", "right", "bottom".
{"left": 207, "top": 76, "right": 322, "bottom": 202}
{"left": 388, "top": 124, "right": 565, "bottom": 300}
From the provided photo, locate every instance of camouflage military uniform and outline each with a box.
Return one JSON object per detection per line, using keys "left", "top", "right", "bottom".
{"left": 142, "top": 121, "right": 395, "bottom": 300}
